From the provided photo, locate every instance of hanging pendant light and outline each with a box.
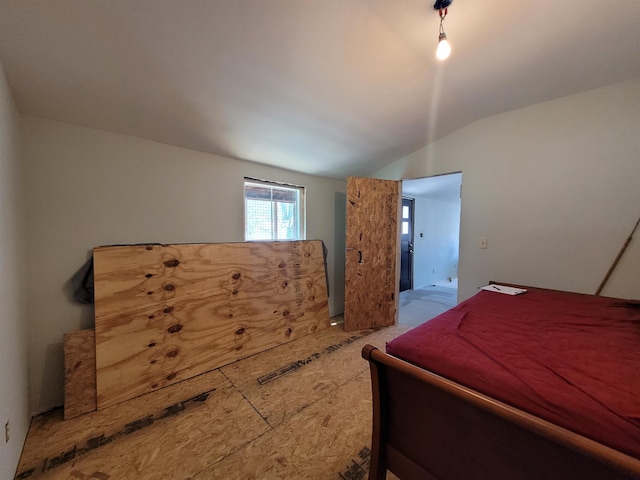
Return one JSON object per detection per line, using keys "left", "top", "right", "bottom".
{"left": 433, "top": 0, "right": 452, "bottom": 60}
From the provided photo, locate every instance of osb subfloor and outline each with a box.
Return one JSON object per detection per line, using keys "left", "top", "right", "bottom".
{"left": 16, "top": 320, "right": 409, "bottom": 480}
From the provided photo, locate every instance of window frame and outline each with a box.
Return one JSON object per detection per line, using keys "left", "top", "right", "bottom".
{"left": 243, "top": 177, "right": 306, "bottom": 241}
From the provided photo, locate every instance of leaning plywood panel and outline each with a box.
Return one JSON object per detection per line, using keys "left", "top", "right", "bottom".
{"left": 344, "top": 177, "right": 401, "bottom": 331}
{"left": 93, "top": 240, "right": 330, "bottom": 409}
{"left": 63, "top": 329, "right": 97, "bottom": 419}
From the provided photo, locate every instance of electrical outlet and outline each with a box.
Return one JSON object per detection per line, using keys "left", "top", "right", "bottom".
{"left": 479, "top": 237, "right": 488, "bottom": 249}
{"left": 5, "top": 420, "right": 9, "bottom": 443}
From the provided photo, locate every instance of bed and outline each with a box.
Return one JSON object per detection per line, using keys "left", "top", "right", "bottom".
{"left": 362, "top": 284, "right": 640, "bottom": 479}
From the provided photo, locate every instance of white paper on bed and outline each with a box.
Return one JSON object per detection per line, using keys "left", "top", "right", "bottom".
{"left": 480, "top": 284, "right": 527, "bottom": 295}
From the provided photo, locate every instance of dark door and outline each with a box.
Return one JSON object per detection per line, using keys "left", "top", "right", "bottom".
{"left": 344, "top": 176, "right": 401, "bottom": 331}
{"left": 399, "top": 197, "right": 414, "bottom": 292}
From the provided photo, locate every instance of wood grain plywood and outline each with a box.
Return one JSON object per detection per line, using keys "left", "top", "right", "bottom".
{"left": 93, "top": 240, "right": 330, "bottom": 409}
{"left": 221, "top": 323, "right": 410, "bottom": 428}
{"left": 344, "top": 177, "right": 401, "bottom": 331}
{"left": 16, "top": 369, "right": 270, "bottom": 480}
{"left": 63, "top": 329, "right": 97, "bottom": 419}
{"left": 196, "top": 370, "right": 379, "bottom": 480}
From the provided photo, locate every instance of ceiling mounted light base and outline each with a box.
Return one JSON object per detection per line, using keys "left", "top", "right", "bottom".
{"left": 433, "top": 0, "right": 453, "bottom": 10}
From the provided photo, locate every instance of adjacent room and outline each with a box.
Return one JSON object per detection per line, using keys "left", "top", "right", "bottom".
{"left": 1, "top": 1, "right": 639, "bottom": 479}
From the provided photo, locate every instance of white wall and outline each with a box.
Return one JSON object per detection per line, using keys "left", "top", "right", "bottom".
{"left": 411, "top": 195, "right": 460, "bottom": 288}
{"left": 21, "top": 115, "right": 346, "bottom": 413}
{"left": 375, "top": 79, "right": 640, "bottom": 303}
{"left": 0, "top": 62, "right": 30, "bottom": 478}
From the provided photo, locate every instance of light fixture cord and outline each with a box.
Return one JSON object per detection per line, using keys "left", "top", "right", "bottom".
{"left": 439, "top": 7, "right": 448, "bottom": 35}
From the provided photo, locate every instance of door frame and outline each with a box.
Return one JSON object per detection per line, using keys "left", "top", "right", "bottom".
{"left": 401, "top": 172, "right": 462, "bottom": 291}
{"left": 399, "top": 196, "right": 415, "bottom": 292}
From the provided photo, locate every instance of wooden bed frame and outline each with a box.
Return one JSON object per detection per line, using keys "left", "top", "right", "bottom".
{"left": 362, "top": 344, "right": 640, "bottom": 479}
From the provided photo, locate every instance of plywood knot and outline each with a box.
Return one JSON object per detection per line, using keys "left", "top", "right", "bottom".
{"left": 145, "top": 273, "right": 153, "bottom": 278}
{"left": 145, "top": 246, "right": 154, "bottom": 250}
{"left": 281, "top": 281, "right": 288, "bottom": 289}
{"left": 282, "top": 310, "right": 290, "bottom": 317}
{"left": 166, "top": 373, "right": 176, "bottom": 380}
{"left": 278, "top": 261, "right": 286, "bottom": 268}
{"left": 232, "top": 272, "right": 241, "bottom": 280}
{"left": 163, "top": 283, "right": 176, "bottom": 292}
{"left": 285, "top": 327, "right": 293, "bottom": 337}
{"left": 163, "top": 306, "right": 174, "bottom": 314}
{"left": 166, "top": 349, "right": 179, "bottom": 358}
{"left": 321, "top": 415, "right": 331, "bottom": 427}
{"left": 148, "top": 342, "right": 156, "bottom": 347}
{"left": 167, "top": 324, "right": 182, "bottom": 334}
{"left": 235, "top": 327, "right": 245, "bottom": 335}
{"left": 164, "top": 259, "right": 180, "bottom": 268}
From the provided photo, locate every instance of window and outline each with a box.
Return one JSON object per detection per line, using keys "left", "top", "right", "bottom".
{"left": 244, "top": 178, "right": 305, "bottom": 241}
{"left": 402, "top": 205, "right": 410, "bottom": 235}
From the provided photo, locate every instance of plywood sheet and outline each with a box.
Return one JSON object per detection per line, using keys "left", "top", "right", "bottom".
{"left": 195, "top": 370, "right": 390, "bottom": 479}
{"left": 93, "top": 240, "right": 330, "bottom": 409}
{"left": 16, "top": 369, "right": 270, "bottom": 480}
{"left": 63, "top": 329, "right": 97, "bottom": 419}
{"left": 344, "top": 177, "right": 401, "bottom": 331}
{"left": 19, "top": 324, "right": 405, "bottom": 480}
{"left": 221, "top": 323, "right": 409, "bottom": 427}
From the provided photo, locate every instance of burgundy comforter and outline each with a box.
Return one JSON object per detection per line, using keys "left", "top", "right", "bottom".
{"left": 386, "top": 287, "right": 640, "bottom": 458}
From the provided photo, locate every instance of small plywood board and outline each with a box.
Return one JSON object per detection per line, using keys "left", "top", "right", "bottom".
{"left": 63, "top": 329, "right": 97, "bottom": 419}
{"left": 93, "top": 240, "right": 330, "bottom": 409}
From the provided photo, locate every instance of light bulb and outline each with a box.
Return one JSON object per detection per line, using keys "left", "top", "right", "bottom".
{"left": 436, "top": 33, "right": 451, "bottom": 60}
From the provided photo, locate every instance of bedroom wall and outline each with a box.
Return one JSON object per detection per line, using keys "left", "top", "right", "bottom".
{"left": 0, "top": 61, "right": 30, "bottom": 478}
{"left": 374, "top": 79, "right": 640, "bottom": 303}
{"left": 20, "top": 115, "right": 346, "bottom": 413}
{"left": 411, "top": 195, "right": 460, "bottom": 289}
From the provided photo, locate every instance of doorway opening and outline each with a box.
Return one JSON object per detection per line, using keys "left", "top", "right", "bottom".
{"left": 398, "top": 172, "right": 461, "bottom": 326}
{"left": 400, "top": 197, "right": 415, "bottom": 292}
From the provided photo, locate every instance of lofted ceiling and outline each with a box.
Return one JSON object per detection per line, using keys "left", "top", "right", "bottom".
{"left": 1, "top": 1, "right": 639, "bottom": 179}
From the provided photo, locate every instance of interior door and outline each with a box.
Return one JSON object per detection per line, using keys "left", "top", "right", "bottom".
{"left": 399, "top": 197, "right": 414, "bottom": 292}
{"left": 344, "top": 176, "right": 401, "bottom": 331}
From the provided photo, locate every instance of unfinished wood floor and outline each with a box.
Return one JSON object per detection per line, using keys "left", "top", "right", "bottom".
{"left": 17, "top": 320, "right": 408, "bottom": 480}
